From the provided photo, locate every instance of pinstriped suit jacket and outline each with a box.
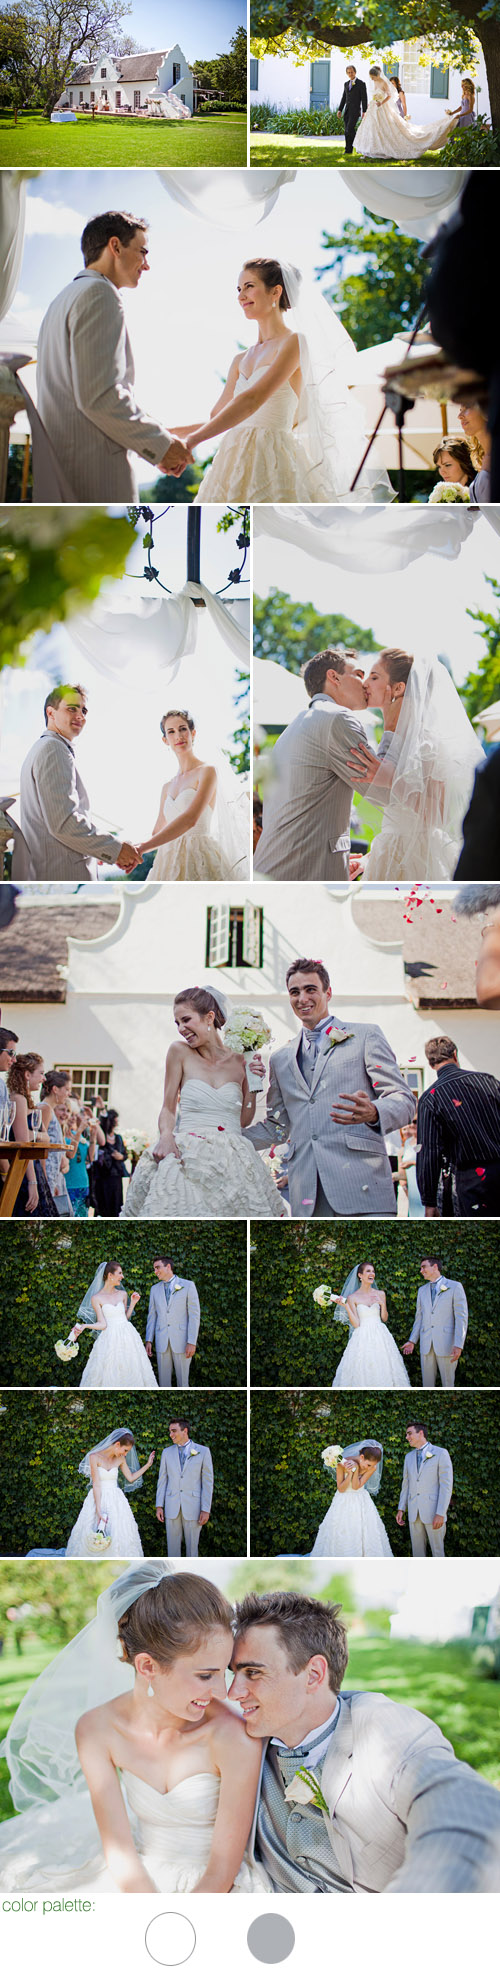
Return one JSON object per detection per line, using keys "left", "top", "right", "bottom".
{"left": 253, "top": 694, "right": 369, "bottom": 881}
{"left": 398, "top": 1443, "right": 453, "bottom": 1523}
{"left": 36, "top": 269, "right": 171, "bottom": 500}
{"left": 410, "top": 1279, "right": 468, "bottom": 1359}
{"left": 248, "top": 1690, "right": 500, "bottom": 1891}
{"left": 16, "top": 730, "right": 119, "bottom": 880}
{"left": 246, "top": 1017, "right": 415, "bottom": 1215}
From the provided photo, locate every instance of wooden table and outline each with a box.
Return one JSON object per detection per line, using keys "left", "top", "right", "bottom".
{"left": 0, "top": 1141, "right": 51, "bottom": 1217}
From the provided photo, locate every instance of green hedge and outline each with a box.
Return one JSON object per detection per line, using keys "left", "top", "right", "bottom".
{"left": 0, "top": 1221, "right": 247, "bottom": 1387}
{"left": 250, "top": 1222, "right": 500, "bottom": 1387}
{"left": 0, "top": 1391, "right": 247, "bottom": 1557}
{"left": 250, "top": 1390, "right": 500, "bottom": 1558}
{"left": 250, "top": 102, "right": 344, "bottom": 136}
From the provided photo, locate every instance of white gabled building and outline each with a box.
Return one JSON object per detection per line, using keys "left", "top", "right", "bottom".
{"left": 59, "top": 44, "right": 194, "bottom": 115}
{"left": 250, "top": 40, "right": 490, "bottom": 128}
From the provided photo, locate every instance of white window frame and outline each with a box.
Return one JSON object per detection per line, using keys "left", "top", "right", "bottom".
{"left": 55, "top": 1064, "right": 112, "bottom": 1105}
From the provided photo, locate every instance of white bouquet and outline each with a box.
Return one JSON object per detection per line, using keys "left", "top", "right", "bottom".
{"left": 224, "top": 1007, "right": 273, "bottom": 1091}
{"left": 428, "top": 483, "right": 471, "bottom": 505}
{"left": 125, "top": 1129, "right": 149, "bottom": 1166}
{"left": 85, "top": 1519, "right": 112, "bottom": 1554}
{"left": 322, "top": 1444, "right": 344, "bottom": 1469}
{"left": 55, "top": 1330, "right": 79, "bottom": 1363}
{"left": 312, "top": 1283, "right": 335, "bottom": 1309}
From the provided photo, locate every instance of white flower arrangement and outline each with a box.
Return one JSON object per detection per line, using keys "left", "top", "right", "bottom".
{"left": 322, "top": 1444, "right": 344, "bottom": 1469}
{"left": 312, "top": 1284, "right": 335, "bottom": 1309}
{"left": 124, "top": 1129, "right": 150, "bottom": 1157}
{"left": 285, "top": 1770, "right": 328, "bottom": 1810}
{"left": 85, "top": 1522, "right": 112, "bottom": 1554}
{"left": 224, "top": 1008, "right": 273, "bottom": 1055}
{"left": 55, "top": 1337, "right": 79, "bottom": 1363}
{"left": 428, "top": 483, "right": 471, "bottom": 505}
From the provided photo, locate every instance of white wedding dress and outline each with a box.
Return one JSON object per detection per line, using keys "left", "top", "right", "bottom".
{"left": 195, "top": 366, "right": 335, "bottom": 504}
{"left": 332, "top": 1300, "right": 411, "bottom": 1390}
{"left": 79, "top": 1298, "right": 158, "bottom": 1391}
{"left": 0, "top": 1771, "right": 271, "bottom": 1893}
{"left": 121, "top": 1079, "right": 287, "bottom": 1219}
{"left": 146, "top": 786, "right": 235, "bottom": 883}
{"left": 364, "top": 805, "right": 458, "bottom": 880}
{"left": 354, "top": 82, "right": 459, "bottom": 158}
{"left": 311, "top": 1470, "right": 393, "bottom": 1558}
{"left": 66, "top": 1464, "right": 144, "bottom": 1557}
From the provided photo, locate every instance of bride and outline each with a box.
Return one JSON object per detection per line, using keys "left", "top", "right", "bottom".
{"left": 311, "top": 1441, "right": 393, "bottom": 1558}
{"left": 347, "top": 646, "right": 484, "bottom": 880}
{"left": 139, "top": 709, "right": 250, "bottom": 882}
{"left": 354, "top": 66, "right": 460, "bottom": 159}
{"left": 121, "top": 985, "right": 287, "bottom": 1220}
{"left": 72, "top": 1261, "right": 159, "bottom": 1389}
{"left": 66, "top": 1429, "right": 154, "bottom": 1557}
{"left": 0, "top": 1561, "right": 271, "bottom": 1892}
{"left": 171, "top": 257, "right": 390, "bottom": 504}
{"left": 331, "top": 1261, "right": 411, "bottom": 1390}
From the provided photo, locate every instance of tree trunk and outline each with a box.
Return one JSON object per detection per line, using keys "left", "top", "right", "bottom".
{"left": 477, "top": 19, "right": 500, "bottom": 130}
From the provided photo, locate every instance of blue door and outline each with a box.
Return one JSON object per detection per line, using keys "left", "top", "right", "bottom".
{"left": 310, "top": 61, "right": 331, "bottom": 110}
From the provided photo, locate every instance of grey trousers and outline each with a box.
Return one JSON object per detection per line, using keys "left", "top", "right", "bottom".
{"left": 165, "top": 1512, "right": 201, "bottom": 1558}
{"left": 312, "top": 1177, "right": 338, "bottom": 1218}
{"left": 409, "top": 1512, "right": 447, "bottom": 1557}
{"left": 421, "top": 1344, "right": 456, "bottom": 1389}
{"left": 157, "top": 1342, "right": 190, "bottom": 1388}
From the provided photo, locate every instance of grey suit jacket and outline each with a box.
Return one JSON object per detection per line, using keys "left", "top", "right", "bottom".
{"left": 246, "top": 1017, "right": 415, "bottom": 1216}
{"left": 249, "top": 1690, "right": 500, "bottom": 1891}
{"left": 36, "top": 269, "right": 171, "bottom": 501}
{"left": 410, "top": 1279, "right": 468, "bottom": 1359}
{"left": 156, "top": 1441, "right": 213, "bottom": 1521}
{"left": 146, "top": 1277, "right": 200, "bottom": 1354}
{"left": 399, "top": 1443, "right": 453, "bottom": 1523}
{"left": 16, "top": 731, "right": 118, "bottom": 880}
{"left": 253, "top": 695, "right": 369, "bottom": 881}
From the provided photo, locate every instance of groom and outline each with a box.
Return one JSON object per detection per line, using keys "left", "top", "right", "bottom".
{"left": 245, "top": 957, "right": 415, "bottom": 1216}
{"left": 146, "top": 1256, "right": 201, "bottom": 1388}
{"left": 230, "top": 1589, "right": 500, "bottom": 1890}
{"left": 338, "top": 66, "right": 368, "bottom": 155}
{"left": 155, "top": 1419, "right": 213, "bottom": 1557}
{"left": 253, "top": 649, "right": 373, "bottom": 882}
{"left": 36, "top": 210, "right": 192, "bottom": 500}
{"left": 403, "top": 1258, "right": 468, "bottom": 1386}
{"left": 397, "top": 1421, "right": 453, "bottom": 1557}
{"left": 16, "top": 686, "right": 140, "bottom": 880}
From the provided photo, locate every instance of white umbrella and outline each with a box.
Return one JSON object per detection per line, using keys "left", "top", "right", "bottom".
{"left": 347, "top": 333, "right": 459, "bottom": 469}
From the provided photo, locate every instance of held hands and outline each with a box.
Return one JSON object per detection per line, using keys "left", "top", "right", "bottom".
{"left": 330, "top": 1089, "right": 378, "bottom": 1126}
{"left": 349, "top": 854, "right": 365, "bottom": 882}
{"left": 160, "top": 438, "right": 193, "bottom": 477}
{"left": 117, "top": 842, "right": 142, "bottom": 873}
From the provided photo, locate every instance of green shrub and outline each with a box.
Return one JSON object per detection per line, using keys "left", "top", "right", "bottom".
{"left": 439, "top": 117, "right": 500, "bottom": 166}
{"left": 0, "top": 1221, "right": 247, "bottom": 1387}
{"left": 250, "top": 1221, "right": 500, "bottom": 1387}
{"left": 197, "top": 100, "right": 245, "bottom": 113}
{"left": 250, "top": 101, "right": 343, "bottom": 136}
{"left": 250, "top": 1389, "right": 499, "bottom": 1558}
{"left": 0, "top": 1390, "right": 247, "bottom": 1557}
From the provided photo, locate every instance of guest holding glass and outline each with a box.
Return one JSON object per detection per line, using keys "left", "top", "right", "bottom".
{"left": 7, "top": 1051, "right": 56, "bottom": 1217}
{"left": 41, "top": 1068, "right": 74, "bottom": 1215}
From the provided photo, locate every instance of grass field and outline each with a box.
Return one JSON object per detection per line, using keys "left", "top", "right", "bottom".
{"left": 0, "top": 1633, "right": 498, "bottom": 1826}
{"left": 0, "top": 111, "right": 248, "bottom": 168}
{"left": 250, "top": 132, "right": 452, "bottom": 167}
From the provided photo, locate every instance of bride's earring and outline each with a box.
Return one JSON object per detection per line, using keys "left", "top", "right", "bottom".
{"left": 147, "top": 1681, "right": 155, "bottom": 1699}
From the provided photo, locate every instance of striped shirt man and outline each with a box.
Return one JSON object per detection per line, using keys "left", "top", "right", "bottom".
{"left": 416, "top": 1061, "right": 500, "bottom": 1216}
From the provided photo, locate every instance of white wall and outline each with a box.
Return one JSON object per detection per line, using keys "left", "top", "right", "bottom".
{"left": 250, "top": 45, "right": 490, "bottom": 123}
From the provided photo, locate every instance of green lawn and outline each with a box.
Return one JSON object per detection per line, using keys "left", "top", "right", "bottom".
{"left": 250, "top": 132, "right": 453, "bottom": 167}
{"left": 0, "top": 111, "right": 247, "bottom": 167}
{"left": 0, "top": 1633, "right": 498, "bottom": 1828}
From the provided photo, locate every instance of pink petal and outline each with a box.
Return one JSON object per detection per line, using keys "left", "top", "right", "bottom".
{"left": 302, "top": 1198, "right": 314, "bottom": 1205}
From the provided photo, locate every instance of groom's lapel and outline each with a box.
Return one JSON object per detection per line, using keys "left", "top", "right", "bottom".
{"left": 310, "top": 1020, "right": 352, "bottom": 1093}
{"left": 292, "top": 1031, "right": 309, "bottom": 1091}
{"left": 321, "top": 1697, "right": 355, "bottom": 1884}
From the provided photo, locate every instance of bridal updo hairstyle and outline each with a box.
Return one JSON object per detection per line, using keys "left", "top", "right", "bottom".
{"left": 117, "top": 1572, "right": 233, "bottom": 1670}
{"left": 173, "top": 987, "right": 226, "bottom": 1029}
{"left": 160, "top": 709, "right": 195, "bottom": 738}
{"left": 378, "top": 648, "right": 414, "bottom": 691}
{"left": 359, "top": 1442, "right": 382, "bottom": 1463}
{"left": 357, "top": 1261, "right": 376, "bottom": 1280}
{"left": 103, "top": 1261, "right": 122, "bottom": 1283}
{"left": 242, "top": 258, "right": 301, "bottom": 312}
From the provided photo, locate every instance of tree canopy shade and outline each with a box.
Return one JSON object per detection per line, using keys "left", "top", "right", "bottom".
{"left": 253, "top": 588, "right": 380, "bottom": 671}
{"left": 318, "top": 212, "right": 427, "bottom": 351}
{"left": 0, "top": 0, "right": 132, "bottom": 116}
{"left": 250, "top": 1, "right": 500, "bottom": 128}
{"left": 0, "top": 510, "right": 133, "bottom": 669}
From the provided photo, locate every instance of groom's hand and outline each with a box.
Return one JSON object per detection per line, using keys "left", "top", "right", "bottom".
{"left": 156, "top": 1507, "right": 164, "bottom": 1524}
{"left": 433, "top": 1515, "right": 445, "bottom": 1529}
{"left": 330, "top": 1090, "right": 378, "bottom": 1126}
{"left": 198, "top": 1511, "right": 210, "bottom": 1526}
{"left": 402, "top": 1341, "right": 415, "bottom": 1355}
{"left": 117, "top": 841, "right": 141, "bottom": 871}
{"left": 450, "top": 1346, "right": 462, "bottom": 1361}
{"left": 396, "top": 1510, "right": 405, "bottom": 1526}
{"left": 160, "top": 438, "right": 193, "bottom": 477}
{"left": 146, "top": 1342, "right": 153, "bottom": 1358}
{"left": 185, "top": 1344, "right": 196, "bottom": 1359}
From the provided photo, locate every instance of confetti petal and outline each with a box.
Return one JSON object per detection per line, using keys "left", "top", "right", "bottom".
{"left": 475, "top": 1168, "right": 486, "bottom": 1178}
{"left": 452, "top": 1099, "right": 462, "bottom": 1107}
{"left": 302, "top": 1199, "right": 314, "bottom": 1206}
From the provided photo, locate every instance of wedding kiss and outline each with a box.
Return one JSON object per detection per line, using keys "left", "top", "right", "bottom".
{"left": 1, "top": 1563, "right": 499, "bottom": 1893}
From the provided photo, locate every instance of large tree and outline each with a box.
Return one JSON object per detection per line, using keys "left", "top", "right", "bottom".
{"left": 0, "top": 0, "right": 132, "bottom": 115}
{"left": 460, "top": 576, "right": 500, "bottom": 718}
{"left": 250, "top": 1, "right": 500, "bottom": 129}
{"left": 318, "top": 210, "right": 425, "bottom": 349}
{"left": 195, "top": 24, "right": 247, "bottom": 102}
{"left": 253, "top": 587, "right": 380, "bottom": 670}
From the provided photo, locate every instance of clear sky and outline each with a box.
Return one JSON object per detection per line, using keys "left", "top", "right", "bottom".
{"left": 2, "top": 171, "right": 370, "bottom": 483}
{"left": 0, "top": 506, "right": 249, "bottom": 838}
{"left": 125, "top": 0, "right": 246, "bottom": 60}
{"left": 254, "top": 518, "right": 495, "bottom": 690}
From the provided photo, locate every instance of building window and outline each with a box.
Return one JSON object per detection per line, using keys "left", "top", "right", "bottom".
{"left": 402, "top": 1066, "right": 423, "bottom": 1099}
{"left": 101, "top": 67, "right": 106, "bottom": 77}
{"left": 55, "top": 1064, "right": 112, "bottom": 1105}
{"left": 115, "top": 89, "right": 121, "bottom": 105}
{"left": 250, "top": 57, "right": 259, "bottom": 90}
{"left": 401, "top": 42, "right": 430, "bottom": 92}
{"left": 134, "top": 89, "right": 140, "bottom": 108}
{"left": 90, "top": 90, "right": 95, "bottom": 103}
{"left": 173, "top": 62, "right": 181, "bottom": 83}
{"left": 79, "top": 91, "right": 83, "bottom": 102}
{"left": 206, "top": 902, "right": 263, "bottom": 969}
{"left": 430, "top": 64, "right": 449, "bottom": 98}
{"left": 69, "top": 91, "right": 73, "bottom": 103}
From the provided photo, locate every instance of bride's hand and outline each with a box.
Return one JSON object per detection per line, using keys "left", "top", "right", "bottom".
{"left": 152, "top": 1130, "right": 182, "bottom": 1162}
{"left": 146, "top": 1451, "right": 155, "bottom": 1468}
{"left": 247, "top": 1053, "right": 266, "bottom": 1081}
{"left": 130, "top": 1291, "right": 140, "bottom": 1307}
{"left": 347, "top": 740, "right": 379, "bottom": 786}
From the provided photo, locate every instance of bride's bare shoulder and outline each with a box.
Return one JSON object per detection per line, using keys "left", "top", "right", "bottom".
{"left": 76, "top": 1693, "right": 130, "bottom": 1746}
{"left": 208, "top": 1699, "right": 261, "bottom": 1764}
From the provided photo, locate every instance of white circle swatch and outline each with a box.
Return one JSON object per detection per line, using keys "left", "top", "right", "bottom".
{"left": 145, "top": 1914, "right": 196, "bottom": 1966}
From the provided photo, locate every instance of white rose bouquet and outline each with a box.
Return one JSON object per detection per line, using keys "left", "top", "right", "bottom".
{"left": 428, "top": 483, "right": 471, "bottom": 505}
{"left": 55, "top": 1328, "right": 80, "bottom": 1363}
{"left": 312, "top": 1284, "right": 335, "bottom": 1309}
{"left": 224, "top": 1007, "right": 273, "bottom": 1091}
{"left": 85, "top": 1518, "right": 112, "bottom": 1554}
{"left": 322, "top": 1444, "right": 344, "bottom": 1469}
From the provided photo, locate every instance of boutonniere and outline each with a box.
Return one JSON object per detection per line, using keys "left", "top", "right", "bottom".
{"left": 325, "top": 1025, "right": 354, "bottom": 1050}
{"left": 173, "top": 1282, "right": 182, "bottom": 1293}
{"left": 437, "top": 1282, "right": 448, "bottom": 1295}
{"left": 423, "top": 1447, "right": 434, "bottom": 1462}
{"left": 188, "top": 1446, "right": 199, "bottom": 1459}
{"left": 285, "top": 1769, "right": 328, "bottom": 1810}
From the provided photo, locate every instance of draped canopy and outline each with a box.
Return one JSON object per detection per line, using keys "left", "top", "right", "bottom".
{"left": 253, "top": 503, "right": 500, "bottom": 571}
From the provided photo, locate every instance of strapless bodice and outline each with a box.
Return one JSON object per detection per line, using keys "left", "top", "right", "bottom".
{"left": 98, "top": 1299, "right": 127, "bottom": 1322}
{"left": 123, "top": 1771, "right": 218, "bottom": 1867}
{"left": 356, "top": 1301, "right": 383, "bottom": 1323}
{"left": 163, "top": 787, "right": 214, "bottom": 839}
{"left": 96, "top": 1464, "right": 119, "bottom": 1484}
{"left": 234, "top": 366, "right": 297, "bottom": 433}
{"left": 177, "top": 1077, "right": 242, "bottom": 1137}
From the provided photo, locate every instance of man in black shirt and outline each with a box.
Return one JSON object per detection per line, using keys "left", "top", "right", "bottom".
{"left": 416, "top": 1035, "right": 500, "bottom": 1217}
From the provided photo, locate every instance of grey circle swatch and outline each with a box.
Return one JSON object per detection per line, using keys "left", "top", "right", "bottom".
{"left": 247, "top": 1915, "right": 295, "bottom": 1963}
{"left": 145, "top": 1914, "right": 196, "bottom": 1966}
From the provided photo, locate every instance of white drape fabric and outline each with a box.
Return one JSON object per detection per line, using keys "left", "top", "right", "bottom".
{"left": 252, "top": 503, "right": 499, "bottom": 570}
{"left": 366, "top": 652, "right": 484, "bottom": 880}
{"left": 339, "top": 168, "right": 467, "bottom": 240}
{"left": 157, "top": 168, "right": 296, "bottom": 229}
{"left": 0, "top": 175, "right": 30, "bottom": 320}
{"left": 67, "top": 579, "right": 249, "bottom": 680}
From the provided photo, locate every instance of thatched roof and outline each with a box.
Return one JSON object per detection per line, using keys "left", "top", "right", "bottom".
{"left": 0, "top": 904, "right": 120, "bottom": 1003}
{"left": 351, "top": 891, "right": 493, "bottom": 1006}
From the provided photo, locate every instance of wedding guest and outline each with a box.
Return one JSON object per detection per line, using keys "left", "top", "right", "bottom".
{"left": 93, "top": 1109, "right": 129, "bottom": 1216}
{"left": 389, "top": 77, "right": 407, "bottom": 116}
{"left": 41, "top": 1069, "right": 74, "bottom": 1215}
{"left": 7, "top": 1051, "right": 55, "bottom": 1217}
{"left": 397, "top": 1122, "right": 425, "bottom": 1217}
{"left": 426, "top": 175, "right": 499, "bottom": 500}
{"left": 455, "top": 752, "right": 500, "bottom": 878}
{"left": 64, "top": 1104, "right": 95, "bottom": 1216}
{"left": 0, "top": 1025, "right": 17, "bottom": 1144}
{"left": 432, "top": 438, "right": 475, "bottom": 486}
{"left": 416, "top": 1035, "right": 500, "bottom": 1216}
{"left": 455, "top": 78, "right": 476, "bottom": 127}
{"left": 458, "top": 404, "right": 491, "bottom": 502}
